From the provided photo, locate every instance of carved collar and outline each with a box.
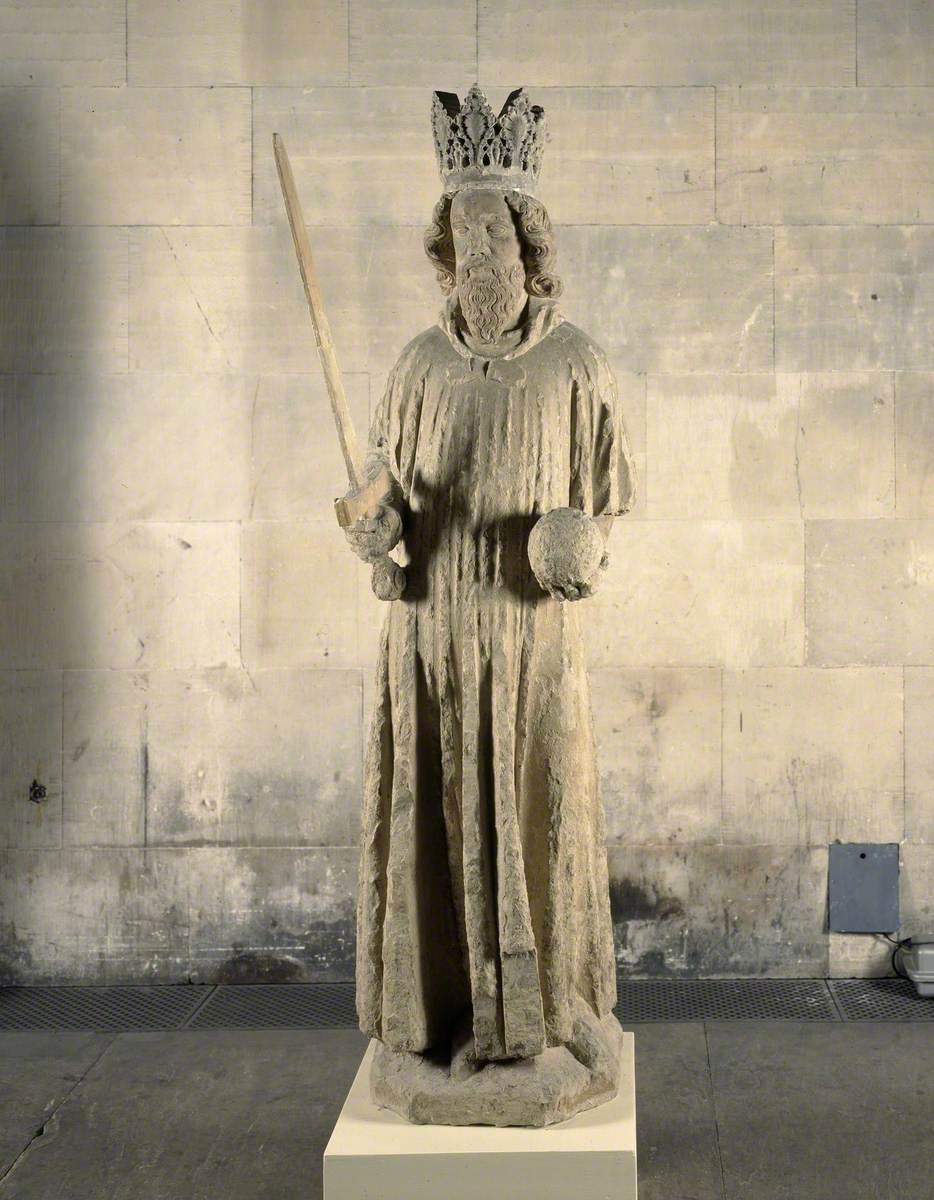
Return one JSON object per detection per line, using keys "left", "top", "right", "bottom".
{"left": 439, "top": 295, "right": 565, "bottom": 362}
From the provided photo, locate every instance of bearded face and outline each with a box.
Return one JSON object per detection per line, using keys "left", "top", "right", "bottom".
{"left": 450, "top": 189, "right": 526, "bottom": 344}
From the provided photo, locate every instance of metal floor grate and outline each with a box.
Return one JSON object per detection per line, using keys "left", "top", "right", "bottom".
{"left": 0, "top": 985, "right": 210, "bottom": 1031}
{"left": 3, "top": 979, "right": 931, "bottom": 1031}
{"left": 190, "top": 983, "right": 358, "bottom": 1029}
{"left": 613, "top": 978, "right": 838, "bottom": 1022}
{"left": 829, "top": 978, "right": 934, "bottom": 1021}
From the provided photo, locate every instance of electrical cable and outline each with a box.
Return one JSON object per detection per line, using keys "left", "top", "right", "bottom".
{"left": 881, "top": 933, "right": 934, "bottom": 980}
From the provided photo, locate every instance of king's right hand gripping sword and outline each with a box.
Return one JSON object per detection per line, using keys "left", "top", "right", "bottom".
{"left": 273, "top": 132, "right": 406, "bottom": 602}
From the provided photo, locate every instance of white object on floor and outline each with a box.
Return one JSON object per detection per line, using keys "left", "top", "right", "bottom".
{"left": 323, "top": 1035, "right": 637, "bottom": 1200}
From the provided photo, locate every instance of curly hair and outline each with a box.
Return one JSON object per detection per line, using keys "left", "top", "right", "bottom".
{"left": 423, "top": 189, "right": 563, "bottom": 299}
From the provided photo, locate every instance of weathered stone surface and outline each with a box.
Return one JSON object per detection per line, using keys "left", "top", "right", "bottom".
{"left": 608, "top": 844, "right": 829, "bottom": 977}
{"left": 806, "top": 519, "right": 934, "bottom": 664}
{"left": 241, "top": 520, "right": 361, "bottom": 669}
{"left": 0, "top": 848, "right": 189, "bottom": 983}
{"left": 248, "top": 373, "right": 370, "bottom": 519}
{"left": 587, "top": 520, "right": 804, "bottom": 667}
{"left": 0, "top": 86, "right": 59, "bottom": 224}
{"left": 129, "top": 224, "right": 437, "bottom": 382}
{"left": 717, "top": 87, "right": 934, "bottom": 224}
{"left": 775, "top": 226, "right": 934, "bottom": 370}
{"left": 0, "top": 671, "right": 62, "bottom": 850}
{"left": 1, "top": 374, "right": 255, "bottom": 522}
{"left": 61, "top": 86, "right": 251, "bottom": 226}
{"left": 479, "top": 0, "right": 855, "bottom": 85}
{"left": 145, "top": 669, "right": 362, "bottom": 847}
{"left": 0, "top": 523, "right": 239, "bottom": 669}
{"left": 537, "top": 86, "right": 714, "bottom": 224}
{"left": 371, "top": 1006, "right": 626, "bottom": 1127}
{"left": 349, "top": 0, "right": 475, "bottom": 86}
{"left": 561, "top": 225, "right": 773, "bottom": 372}
{"left": 591, "top": 668, "right": 722, "bottom": 845}
{"left": 905, "top": 667, "right": 934, "bottom": 844}
{"left": 722, "top": 668, "right": 904, "bottom": 846}
{"left": 895, "top": 372, "right": 934, "bottom": 517}
{"left": 0, "top": 227, "right": 127, "bottom": 372}
{"left": 128, "top": 0, "right": 348, "bottom": 85}
{"left": 0, "top": 0, "right": 125, "bottom": 85}
{"left": 63, "top": 671, "right": 147, "bottom": 847}
{"left": 858, "top": 0, "right": 934, "bottom": 85}
{"left": 188, "top": 846, "right": 357, "bottom": 982}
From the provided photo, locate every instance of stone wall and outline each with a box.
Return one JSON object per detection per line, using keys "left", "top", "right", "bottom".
{"left": 1, "top": 0, "right": 933, "bottom": 984}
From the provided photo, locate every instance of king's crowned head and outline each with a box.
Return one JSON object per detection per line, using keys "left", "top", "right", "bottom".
{"left": 431, "top": 84, "right": 546, "bottom": 197}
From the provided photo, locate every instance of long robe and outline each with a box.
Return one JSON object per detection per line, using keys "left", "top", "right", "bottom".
{"left": 356, "top": 295, "right": 635, "bottom": 1064}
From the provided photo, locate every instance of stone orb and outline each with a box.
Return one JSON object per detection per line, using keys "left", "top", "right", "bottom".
{"left": 528, "top": 507, "right": 604, "bottom": 597}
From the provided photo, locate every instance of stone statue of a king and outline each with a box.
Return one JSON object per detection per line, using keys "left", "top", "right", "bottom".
{"left": 342, "top": 85, "right": 637, "bottom": 1127}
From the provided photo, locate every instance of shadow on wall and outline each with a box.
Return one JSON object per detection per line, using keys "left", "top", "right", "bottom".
{"left": 0, "top": 86, "right": 113, "bottom": 983}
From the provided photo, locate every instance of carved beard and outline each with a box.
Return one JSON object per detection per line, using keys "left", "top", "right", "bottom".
{"left": 456, "top": 259, "right": 527, "bottom": 345}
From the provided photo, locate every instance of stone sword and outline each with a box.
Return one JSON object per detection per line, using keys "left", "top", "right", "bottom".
{"left": 272, "top": 132, "right": 406, "bottom": 602}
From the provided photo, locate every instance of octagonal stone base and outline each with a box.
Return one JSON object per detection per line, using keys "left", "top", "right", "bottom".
{"left": 370, "top": 1007, "right": 626, "bottom": 1127}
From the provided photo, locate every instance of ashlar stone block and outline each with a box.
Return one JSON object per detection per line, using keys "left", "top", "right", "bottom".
{"left": 647, "top": 374, "right": 798, "bottom": 519}
{"left": 591, "top": 667, "right": 722, "bottom": 845}
{"left": 722, "top": 668, "right": 904, "bottom": 846}
{"left": 895, "top": 372, "right": 934, "bottom": 517}
{"left": 0, "top": 227, "right": 127, "bottom": 373}
{"left": 718, "top": 87, "right": 934, "bottom": 225}
{"left": 0, "top": 0, "right": 125, "bottom": 86}
{"left": 0, "top": 847, "right": 189, "bottom": 983}
{"left": 128, "top": 0, "right": 348, "bottom": 85}
{"left": 0, "top": 87, "right": 59, "bottom": 224}
{"left": 775, "top": 226, "right": 934, "bottom": 371}
{"left": 188, "top": 845, "right": 358, "bottom": 982}
{"left": 0, "top": 672, "right": 62, "bottom": 850}
{"left": 0, "top": 523, "right": 240, "bottom": 670}
{"left": 129, "top": 225, "right": 438, "bottom": 384}
{"left": 253, "top": 88, "right": 439, "bottom": 226}
{"left": 538, "top": 87, "right": 714, "bottom": 225}
{"left": 901, "top": 844, "right": 934, "bottom": 934}
{"left": 479, "top": 0, "right": 854, "bottom": 86}
{"left": 608, "top": 844, "right": 829, "bottom": 977}
{"left": 561, "top": 225, "right": 773, "bottom": 373}
{"left": 349, "top": 0, "right": 475, "bottom": 86}
{"left": 905, "top": 666, "right": 934, "bottom": 843}
{"left": 63, "top": 670, "right": 147, "bottom": 847}
{"left": 858, "top": 0, "right": 934, "bottom": 85}
{"left": 62, "top": 87, "right": 251, "bottom": 226}
{"left": 1, "top": 374, "right": 255, "bottom": 522}
{"left": 248, "top": 373, "right": 370, "bottom": 520}
{"left": 145, "top": 669, "right": 362, "bottom": 847}
{"left": 587, "top": 520, "right": 804, "bottom": 668}
{"left": 806, "top": 519, "right": 934, "bottom": 665}
{"left": 241, "top": 519, "right": 361, "bottom": 670}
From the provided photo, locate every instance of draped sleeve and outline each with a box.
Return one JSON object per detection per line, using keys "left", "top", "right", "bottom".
{"left": 362, "top": 333, "right": 432, "bottom": 510}
{"left": 568, "top": 332, "right": 637, "bottom": 518}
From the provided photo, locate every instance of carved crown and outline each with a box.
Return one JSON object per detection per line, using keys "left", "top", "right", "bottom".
{"left": 431, "top": 85, "right": 546, "bottom": 196}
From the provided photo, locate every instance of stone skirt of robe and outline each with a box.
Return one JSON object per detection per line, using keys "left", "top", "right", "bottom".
{"left": 356, "top": 297, "right": 635, "bottom": 1064}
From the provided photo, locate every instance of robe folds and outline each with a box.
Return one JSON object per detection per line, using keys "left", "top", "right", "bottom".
{"left": 355, "top": 296, "right": 636, "bottom": 1064}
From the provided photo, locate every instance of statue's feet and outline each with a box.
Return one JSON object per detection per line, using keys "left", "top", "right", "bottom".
{"left": 370, "top": 1002, "right": 625, "bottom": 1127}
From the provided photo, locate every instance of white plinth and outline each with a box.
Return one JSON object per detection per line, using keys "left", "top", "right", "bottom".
{"left": 323, "top": 1035, "right": 637, "bottom": 1200}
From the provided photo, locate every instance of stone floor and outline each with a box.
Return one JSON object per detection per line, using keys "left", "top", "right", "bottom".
{"left": 0, "top": 1021, "right": 931, "bottom": 1198}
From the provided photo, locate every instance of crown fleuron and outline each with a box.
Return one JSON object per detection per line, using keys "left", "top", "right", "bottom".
{"left": 431, "top": 85, "right": 546, "bottom": 196}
